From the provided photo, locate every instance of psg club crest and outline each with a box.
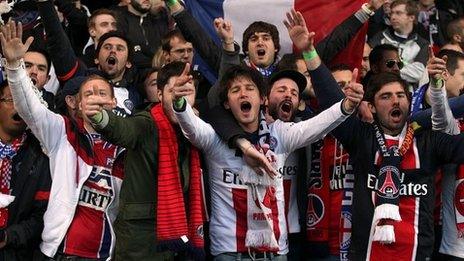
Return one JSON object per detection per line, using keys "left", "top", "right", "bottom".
{"left": 455, "top": 180, "right": 464, "bottom": 217}
{"left": 306, "top": 194, "right": 325, "bottom": 228}
{"left": 377, "top": 166, "right": 401, "bottom": 199}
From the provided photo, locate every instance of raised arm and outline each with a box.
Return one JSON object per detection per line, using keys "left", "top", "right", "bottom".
{"left": 426, "top": 47, "right": 460, "bottom": 134}
{"left": 284, "top": 9, "right": 345, "bottom": 110}
{"left": 169, "top": 64, "right": 219, "bottom": 153}
{"left": 36, "top": 0, "right": 86, "bottom": 83}
{"left": 1, "top": 21, "right": 65, "bottom": 154}
{"left": 316, "top": 0, "right": 385, "bottom": 63}
{"left": 279, "top": 79, "right": 363, "bottom": 152}
{"left": 169, "top": 1, "right": 222, "bottom": 73}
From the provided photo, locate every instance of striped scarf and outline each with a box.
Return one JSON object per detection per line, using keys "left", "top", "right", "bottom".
{"left": 150, "top": 104, "right": 205, "bottom": 259}
{"left": 0, "top": 133, "right": 26, "bottom": 228}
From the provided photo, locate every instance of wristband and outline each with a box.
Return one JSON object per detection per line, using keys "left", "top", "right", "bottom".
{"left": 174, "top": 97, "right": 185, "bottom": 109}
{"left": 91, "top": 111, "right": 103, "bottom": 123}
{"left": 166, "top": 0, "right": 178, "bottom": 7}
{"left": 432, "top": 78, "right": 444, "bottom": 89}
{"left": 302, "top": 49, "right": 318, "bottom": 61}
{"left": 361, "top": 3, "right": 375, "bottom": 16}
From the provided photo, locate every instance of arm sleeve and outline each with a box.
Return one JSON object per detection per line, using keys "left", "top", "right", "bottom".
{"left": 6, "top": 153, "right": 51, "bottom": 248}
{"left": 94, "top": 110, "right": 153, "bottom": 150}
{"left": 207, "top": 43, "right": 241, "bottom": 108}
{"left": 279, "top": 100, "right": 349, "bottom": 152}
{"left": 316, "top": 8, "right": 367, "bottom": 63}
{"left": 7, "top": 65, "right": 65, "bottom": 154}
{"left": 429, "top": 83, "right": 460, "bottom": 134}
{"left": 400, "top": 62, "right": 426, "bottom": 83}
{"left": 37, "top": 0, "right": 86, "bottom": 82}
{"left": 309, "top": 62, "right": 346, "bottom": 110}
{"left": 411, "top": 95, "right": 464, "bottom": 129}
{"left": 174, "top": 100, "right": 220, "bottom": 153}
{"left": 173, "top": 9, "right": 222, "bottom": 73}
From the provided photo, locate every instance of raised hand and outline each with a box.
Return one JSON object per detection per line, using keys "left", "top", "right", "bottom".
{"left": 214, "top": 18, "right": 234, "bottom": 43}
{"left": 342, "top": 68, "right": 364, "bottom": 113}
{"left": 369, "top": 0, "right": 387, "bottom": 11}
{"left": 283, "top": 9, "right": 315, "bottom": 52}
{"left": 0, "top": 20, "right": 33, "bottom": 64}
{"left": 81, "top": 86, "right": 114, "bottom": 119}
{"left": 236, "top": 138, "right": 278, "bottom": 179}
{"left": 426, "top": 45, "right": 447, "bottom": 83}
{"left": 172, "top": 63, "right": 194, "bottom": 102}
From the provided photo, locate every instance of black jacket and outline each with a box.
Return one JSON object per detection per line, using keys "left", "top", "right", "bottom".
{"left": 0, "top": 133, "right": 51, "bottom": 261}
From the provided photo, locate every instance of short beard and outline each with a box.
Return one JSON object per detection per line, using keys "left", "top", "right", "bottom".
{"left": 130, "top": 0, "right": 150, "bottom": 14}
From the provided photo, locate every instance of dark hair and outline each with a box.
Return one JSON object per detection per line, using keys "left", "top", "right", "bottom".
{"left": 95, "top": 31, "right": 133, "bottom": 62}
{"left": 446, "top": 18, "right": 464, "bottom": 42}
{"left": 437, "top": 49, "right": 464, "bottom": 75}
{"left": 161, "top": 29, "right": 186, "bottom": 52}
{"left": 391, "top": 0, "right": 418, "bottom": 17}
{"left": 157, "top": 61, "right": 187, "bottom": 91}
{"left": 0, "top": 80, "right": 8, "bottom": 97}
{"left": 27, "top": 47, "right": 51, "bottom": 74}
{"left": 88, "top": 8, "right": 117, "bottom": 29}
{"left": 140, "top": 67, "right": 161, "bottom": 98}
{"left": 218, "top": 65, "right": 266, "bottom": 106}
{"left": 242, "top": 21, "right": 280, "bottom": 54}
{"left": 329, "top": 63, "right": 352, "bottom": 72}
{"left": 369, "top": 44, "right": 399, "bottom": 66}
{"left": 276, "top": 53, "right": 303, "bottom": 71}
{"left": 365, "top": 72, "right": 411, "bottom": 103}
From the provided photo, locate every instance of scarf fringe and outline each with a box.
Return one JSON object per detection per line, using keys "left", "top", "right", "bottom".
{"left": 373, "top": 204, "right": 401, "bottom": 221}
{"left": 0, "top": 193, "right": 14, "bottom": 208}
{"left": 245, "top": 229, "right": 279, "bottom": 249}
{"left": 373, "top": 225, "right": 396, "bottom": 244}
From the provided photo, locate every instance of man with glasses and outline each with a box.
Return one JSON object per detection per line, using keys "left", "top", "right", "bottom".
{"left": 369, "top": 0, "right": 429, "bottom": 84}
{"left": 0, "top": 81, "right": 51, "bottom": 260}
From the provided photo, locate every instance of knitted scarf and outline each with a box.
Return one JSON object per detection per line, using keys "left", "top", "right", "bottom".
{"left": 150, "top": 104, "right": 206, "bottom": 258}
{"left": 239, "top": 110, "right": 280, "bottom": 251}
{"left": 244, "top": 56, "right": 279, "bottom": 78}
{"left": 371, "top": 123, "right": 415, "bottom": 244}
{"left": 455, "top": 120, "right": 464, "bottom": 238}
{"left": 0, "top": 133, "right": 26, "bottom": 228}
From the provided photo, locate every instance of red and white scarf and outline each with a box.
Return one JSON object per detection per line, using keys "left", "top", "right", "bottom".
{"left": 150, "top": 104, "right": 206, "bottom": 259}
{"left": 239, "top": 110, "right": 280, "bottom": 252}
{"left": 0, "top": 133, "right": 26, "bottom": 228}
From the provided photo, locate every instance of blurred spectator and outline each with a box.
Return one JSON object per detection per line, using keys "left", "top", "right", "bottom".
{"left": 369, "top": 0, "right": 429, "bottom": 84}
{"left": 361, "top": 43, "right": 372, "bottom": 80}
{"left": 441, "top": 17, "right": 464, "bottom": 52}
{"left": 417, "top": 0, "right": 453, "bottom": 47}
{"left": 80, "top": 9, "right": 117, "bottom": 67}
{"left": 115, "top": 0, "right": 169, "bottom": 68}
{"left": 0, "top": 82, "right": 51, "bottom": 261}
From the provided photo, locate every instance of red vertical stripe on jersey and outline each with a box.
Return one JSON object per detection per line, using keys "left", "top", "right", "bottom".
{"left": 294, "top": 0, "right": 366, "bottom": 70}
{"left": 232, "top": 188, "right": 248, "bottom": 252}
{"left": 370, "top": 138, "right": 419, "bottom": 260}
{"left": 283, "top": 179, "right": 292, "bottom": 231}
{"left": 270, "top": 191, "right": 281, "bottom": 245}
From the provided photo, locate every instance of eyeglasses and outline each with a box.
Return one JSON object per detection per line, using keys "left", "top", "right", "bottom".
{"left": 385, "top": 59, "right": 404, "bottom": 69}
{"left": 0, "top": 97, "right": 13, "bottom": 103}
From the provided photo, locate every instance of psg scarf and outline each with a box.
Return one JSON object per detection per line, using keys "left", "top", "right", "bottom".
{"left": 371, "top": 123, "right": 414, "bottom": 244}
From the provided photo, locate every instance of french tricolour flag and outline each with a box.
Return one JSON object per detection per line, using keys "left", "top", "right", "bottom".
{"left": 184, "top": 0, "right": 366, "bottom": 82}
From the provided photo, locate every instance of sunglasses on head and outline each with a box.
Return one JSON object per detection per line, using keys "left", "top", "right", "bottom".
{"left": 385, "top": 59, "right": 404, "bottom": 69}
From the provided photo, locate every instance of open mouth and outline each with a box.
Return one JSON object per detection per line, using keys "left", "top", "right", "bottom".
{"left": 390, "top": 108, "right": 402, "bottom": 118}
{"left": 460, "top": 88, "right": 464, "bottom": 96}
{"left": 240, "top": 101, "right": 252, "bottom": 113}
{"left": 12, "top": 113, "right": 22, "bottom": 122}
{"left": 30, "top": 78, "right": 37, "bottom": 86}
{"left": 257, "top": 49, "right": 266, "bottom": 57}
{"left": 280, "top": 100, "right": 293, "bottom": 114}
{"left": 107, "top": 56, "right": 117, "bottom": 66}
